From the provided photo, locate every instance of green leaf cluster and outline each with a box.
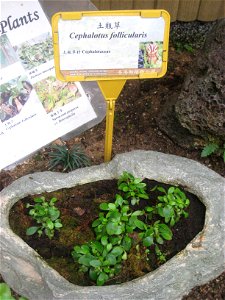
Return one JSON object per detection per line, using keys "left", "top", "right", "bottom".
{"left": 72, "top": 239, "right": 127, "bottom": 286}
{"left": 72, "top": 194, "right": 134, "bottom": 285}
{"left": 18, "top": 33, "right": 53, "bottom": 70}
{"left": 26, "top": 196, "right": 63, "bottom": 239}
{"left": 118, "top": 172, "right": 149, "bottom": 205}
{"left": 201, "top": 142, "right": 225, "bottom": 162}
{"left": 72, "top": 172, "right": 190, "bottom": 285}
{"left": 49, "top": 144, "right": 91, "bottom": 172}
{"left": 152, "top": 186, "right": 190, "bottom": 226}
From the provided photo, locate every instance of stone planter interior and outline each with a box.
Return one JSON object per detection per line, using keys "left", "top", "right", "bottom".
{"left": 0, "top": 151, "right": 224, "bottom": 300}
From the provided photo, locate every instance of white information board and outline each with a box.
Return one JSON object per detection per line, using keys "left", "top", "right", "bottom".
{"left": 52, "top": 10, "right": 170, "bottom": 80}
{"left": 0, "top": 1, "right": 97, "bottom": 170}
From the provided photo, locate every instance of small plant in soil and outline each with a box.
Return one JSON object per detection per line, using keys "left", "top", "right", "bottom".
{"left": 118, "top": 171, "right": 149, "bottom": 205}
{"left": 201, "top": 142, "right": 225, "bottom": 163}
{"left": 48, "top": 144, "right": 91, "bottom": 172}
{"left": 71, "top": 172, "right": 190, "bottom": 285}
{"left": 26, "top": 196, "right": 62, "bottom": 239}
{"left": 151, "top": 186, "right": 190, "bottom": 226}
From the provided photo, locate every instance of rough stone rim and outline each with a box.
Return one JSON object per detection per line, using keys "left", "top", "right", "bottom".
{"left": 0, "top": 150, "right": 224, "bottom": 300}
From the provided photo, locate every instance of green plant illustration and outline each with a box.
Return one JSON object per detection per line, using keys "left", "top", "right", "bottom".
{"left": 17, "top": 33, "right": 53, "bottom": 70}
{"left": 48, "top": 144, "right": 91, "bottom": 172}
{"left": 72, "top": 172, "right": 190, "bottom": 285}
{"left": 0, "top": 76, "right": 28, "bottom": 99}
{"left": 26, "top": 196, "right": 63, "bottom": 239}
{"left": 34, "top": 77, "right": 81, "bottom": 113}
{"left": 0, "top": 76, "right": 31, "bottom": 121}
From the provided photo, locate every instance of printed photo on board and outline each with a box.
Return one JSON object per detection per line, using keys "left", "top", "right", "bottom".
{"left": 0, "top": 76, "right": 33, "bottom": 122}
{"left": 0, "top": 34, "right": 18, "bottom": 68}
{"left": 14, "top": 32, "right": 54, "bottom": 70}
{"left": 34, "top": 76, "right": 82, "bottom": 113}
{"left": 139, "top": 41, "right": 163, "bottom": 69}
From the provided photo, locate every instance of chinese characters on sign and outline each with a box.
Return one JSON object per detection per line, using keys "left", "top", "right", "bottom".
{"left": 53, "top": 11, "right": 170, "bottom": 80}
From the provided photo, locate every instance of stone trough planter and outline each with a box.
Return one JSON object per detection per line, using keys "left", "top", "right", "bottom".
{"left": 0, "top": 151, "right": 224, "bottom": 300}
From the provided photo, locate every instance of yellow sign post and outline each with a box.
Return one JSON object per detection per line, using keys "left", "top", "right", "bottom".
{"left": 98, "top": 79, "right": 126, "bottom": 161}
{"left": 52, "top": 10, "right": 170, "bottom": 162}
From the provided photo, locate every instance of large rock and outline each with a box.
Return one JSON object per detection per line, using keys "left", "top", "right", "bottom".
{"left": 158, "top": 19, "right": 225, "bottom": 148}
{"left": 175, "top": 19, "right": 225, "bottom": 140}
{"left": 0, "top": 151, "right": 225, "bottom": 300}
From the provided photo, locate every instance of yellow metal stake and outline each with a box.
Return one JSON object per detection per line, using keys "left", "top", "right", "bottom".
{"left": 97, "top": 80, "right": 126, "bottom": 162}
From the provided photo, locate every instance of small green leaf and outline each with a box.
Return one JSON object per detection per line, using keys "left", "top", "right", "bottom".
{"left": 122, "top": 236, "right": 132, "bottom": 251}
{"left": 134, "top": 219, "right": 146, "bottom": 230}
{"left": 26, "top": 226, "right": 39, "bottom": 236}
{"left": 78, "top": 255, "right": 93, "bottom": 266}
{"left": 106, "top": 222, "right": 122, "bottom": 235}
{"left": 54, "top": 221, "right": 63, "bottom": 228}
{"left": 108, "top": 203, "right": 116, "bottom": 210}
{"left": 99, "top": 203, "right": 109, "bottom": 210}
{"left": 92, "top": 218, "right": 101, "bottom": 227}
{"left": 162, "top": 206, "right": 173, "bottom": 218}
{"left": 159, "top": 224, "right": 173, "bottom": 240}
{"left": 109, "top": 236, "right": 120, "bottom": 245}
{"left": 106, "top": 253, "right": 117, "bottom": 265}
{"left": 111, "top": 246, "right": 124, "bottom": 257}
{"left": 97, "top": 272, "right": 108, "bottom": 286}
{"left": 157, "top": 207, "right": 164, "bottom": 217}
{"left": 122, "top": 186, "right": 129, "bottom": 192}
{"left": 106, "top": 243, "right": 112, "bottom": 252}
{"left": 29, "top": 209, "right": 36, "bottom": 216}
{"left": 49, "top": 208, "right": 60, "bottom": 220}
{"left": 133, "top": 178, "right": 142, "bottom": 184}
{"left": 46, "top": 219, "right": 54, "bottom": 229}
{"left": 201, "top": 143, "right": 219, "bottom": 157}
{"left": 170, "top": 217, "right": 176, "bottom": 227}
{"left": 50, "top": 197, "right": 58, "bottom": 203}
{"left": 89, "top": 268, "right": 98, "bottom": 281}
{"left": 145, "top": 206, "right": 154, "bottom": 212}
{"left": 101, "top": 236, "right": 108, "bottom": 246}
{"left": 132, "top": 210, "right": 144, "bottom": 216}
{"left": 168, "top": 187, "right": 175, "bottom": 194}
{"left": 131, "top": 198, "right": 138, "bottom": 205}
{"left": 157, "top": 186, "right": 166, "bottom": 194}
{"left": 121, "top": 251, "right": 127, "bottom": 260}
{"left": 90, "top": 259, "right": 102, "bottom": 267}
{"left": 115, "top": 194, "right": 124, "bottom": 206}
{"left": 80, "top": 245, "right": 90, "bottom": 254}
{"left": 91, "top": 241, "right": 103, "bottom": 253}
{"left": 121, "top": 205, "right": 129, "bottom": 213}
{"left": 143, "top": 236, "right": 154, "bottom": 247}
{"left": 156, "top": 236, "right": 164, "bottom": 244}
{"left": 138, "top": 193, "right": 149, "bottom": 199}
{"left": 109, "top": 211, "right": 121, "bottom": 222}
{"left": 34, "top": 197, "right": 45, "bottom": 203}
{"left": 0, "top": 283, "right": 14, "bottom": 300}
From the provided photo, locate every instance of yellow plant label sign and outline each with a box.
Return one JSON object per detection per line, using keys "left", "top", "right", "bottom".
{"left": 52, "top": 10, "right": 170, "bottom": 81}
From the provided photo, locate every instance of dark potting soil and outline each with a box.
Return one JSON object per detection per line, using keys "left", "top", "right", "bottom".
{"left": 9, "top": 179, "right": 205, "bottom": 286}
